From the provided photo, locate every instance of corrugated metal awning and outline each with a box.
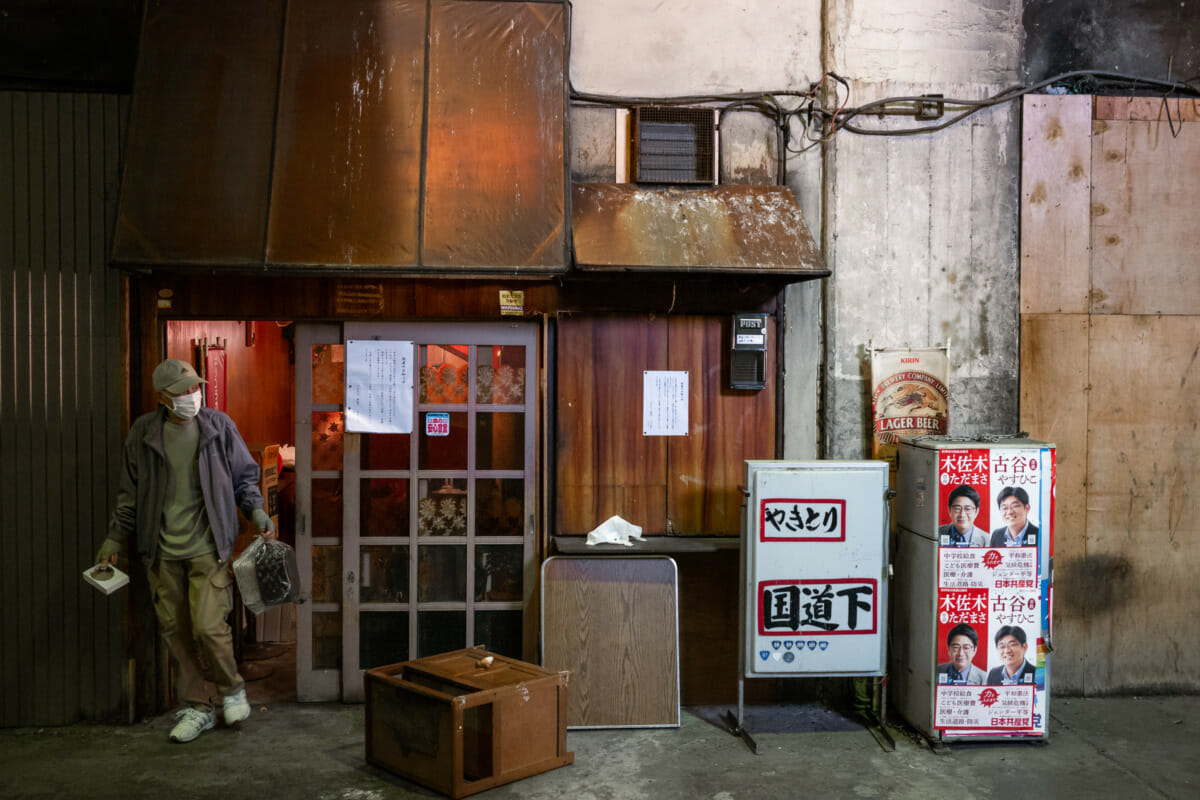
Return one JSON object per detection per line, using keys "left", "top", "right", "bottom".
{"left": 571, "top": 183, "right": 826, "bottom": 276}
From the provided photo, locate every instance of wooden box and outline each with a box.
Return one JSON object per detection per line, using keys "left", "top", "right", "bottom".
{"left": 365, "top": 647, "right": 574, "bottom": 798}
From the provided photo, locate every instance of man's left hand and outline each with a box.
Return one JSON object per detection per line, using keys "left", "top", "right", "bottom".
{"left": 251, "top": 508, "right": 276, "bottom": 540}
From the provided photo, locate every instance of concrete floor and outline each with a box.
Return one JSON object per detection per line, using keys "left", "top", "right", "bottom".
{"left": 2, "top": 682, "right": 1196, "bottom": 800}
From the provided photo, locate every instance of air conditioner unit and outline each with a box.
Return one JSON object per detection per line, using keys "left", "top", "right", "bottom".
{"left": 630, "top": 106, "right": 717, "bottom": 185}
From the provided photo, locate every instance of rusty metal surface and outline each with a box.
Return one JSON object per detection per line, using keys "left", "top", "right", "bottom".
{"left": 267, "top": 0, "right": 426, "bottom": 267}
{"left": 112, "top": 0, "right": 284, "bottom": 266}
{"left": 421, "top": 0, "right": 567, "bottom": 271}
{"left": 571, "top": 184, "right": 826, "bottom": 274}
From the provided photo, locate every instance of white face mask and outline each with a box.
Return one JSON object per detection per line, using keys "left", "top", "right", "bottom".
{"left": 169, "top": 389, "right": 203, "bottom": 420}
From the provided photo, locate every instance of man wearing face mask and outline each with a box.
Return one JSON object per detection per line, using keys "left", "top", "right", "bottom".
{"left": 95, "top": 359, "right": 275, "bottom": 743}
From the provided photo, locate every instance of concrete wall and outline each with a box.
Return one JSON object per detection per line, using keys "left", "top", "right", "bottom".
{"left": 824, "top": 1, "right": 1024, "bottom": 456}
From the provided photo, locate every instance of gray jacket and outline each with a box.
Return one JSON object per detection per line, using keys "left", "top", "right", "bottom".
{"left": 108, "top": 406, "right": 263, "bottom": 565}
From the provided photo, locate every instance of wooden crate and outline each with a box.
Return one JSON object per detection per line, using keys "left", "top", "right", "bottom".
{"left": 365, "top": 647, "right": 573, "bottom": 798}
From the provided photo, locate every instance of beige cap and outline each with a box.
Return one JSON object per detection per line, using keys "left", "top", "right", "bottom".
{"left": 152, "top": 359, "right": 206, "bottom": 394}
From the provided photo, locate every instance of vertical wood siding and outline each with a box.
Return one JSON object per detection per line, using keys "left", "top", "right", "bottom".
{"left": 0, "top": 91, "right": 127, "bottom": 726}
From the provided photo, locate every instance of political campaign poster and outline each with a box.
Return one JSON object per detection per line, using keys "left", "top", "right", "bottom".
{"left": 931, "top": 445, "right": 1051, "bottom": 737}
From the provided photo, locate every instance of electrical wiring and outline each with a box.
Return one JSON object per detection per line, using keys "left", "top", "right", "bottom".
{"left": 570, "top": 69, "right": 1200, "bottom": 144}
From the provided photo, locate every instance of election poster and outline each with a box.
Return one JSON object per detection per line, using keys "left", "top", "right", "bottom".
{"left": 931, "top": 445, "right": 1052, "bottom": 737}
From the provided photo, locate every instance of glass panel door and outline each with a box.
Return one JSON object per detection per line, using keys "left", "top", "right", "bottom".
{"left": 295, "top": 322, "right": 536, "bottom": 702}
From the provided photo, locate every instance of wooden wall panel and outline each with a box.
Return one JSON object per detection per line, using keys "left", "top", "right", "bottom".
{"left": 1090, "top": 116, "right": 1200, "bottom": 315}
{"left": 1, "top": 92, "right": 127, "bottom": 726}
{"left": 165, "top": 320, "right": 294, "bottom": 448}
{"left": 1094, "top": 96, "right": 1200, "bottom": 122}
{"left": 1083, "top": 316, "right": 1200, "bottom": 691}
{"left": 1019, "top": 313, "right": 1089, "bottom": 688}
{"left": 667, "top": 316, "right": 775, "bottom": 535}
{"left": 1020, "top": 95, "right": 1092, "bottom": 314}
{"left": 556, "top": 316, "right": 669, "bottom": 534}
{"left": 556, "top": 314, "right": 776, "bottom": 537}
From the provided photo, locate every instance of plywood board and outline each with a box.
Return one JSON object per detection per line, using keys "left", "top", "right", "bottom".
{"left": 1019, "top": 312, "right": 1089, "bottom": 691}
{"left": 1082, "top": 315, "right": 1200, "bottom": 692}
{"left": 541, "top": 557, "right": 679, "bottom": 727}
{"left": 1090, "top": 117, "right": 1200, "bottom": 315}
{"left": 1020, "top": 95, "right": 1092, "bottom": 314}
{"left": 1094, "top": 96, "right": 1200, "bottom": 122}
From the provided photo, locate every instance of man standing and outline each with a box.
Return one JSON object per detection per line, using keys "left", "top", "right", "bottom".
{"left": 937, "top": 485, "right": 989, "bottom": 547}
{"left": 936, "top": 623, "right": 987, "bottom": 685}
{"left": 96, "top": 359, "right": 275, "bottom": 743}
{"left": 989, "top": 486, "right": 1039, "bottom": 547}
{"left": 986, "top": 626, "right": 1037, "bottom": 686}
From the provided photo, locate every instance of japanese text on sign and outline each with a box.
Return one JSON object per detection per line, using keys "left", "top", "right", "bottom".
{"left": 345, "top": 340, "right": 414, "bottom": 434}
{"left": 935, "top": 685, "right": 1034, "bottom": 730}
{"left": 760, "top": 499, "right": 846, "bottom": 542}
{"left": 758, "top": 579, "right": 877, "bottom": 635}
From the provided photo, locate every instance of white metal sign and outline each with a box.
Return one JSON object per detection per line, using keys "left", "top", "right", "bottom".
{"left": 743, "top": 461, "right": 889, "bottom": 677}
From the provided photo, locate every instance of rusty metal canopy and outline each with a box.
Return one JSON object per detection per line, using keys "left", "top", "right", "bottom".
{"left": 113, "top": 0, "right": 284, "bottom": 265}
{"left": 266, "top": 0, "right": 427, "bottom": 267}
{"left": 113, "top": 0, "right": 568, "bottom": 274}
{"left": 571, "top": 183, "right": 826, "bottom": 275}
{"left": 422, "top": 0, "right": 566, "bottom": 271}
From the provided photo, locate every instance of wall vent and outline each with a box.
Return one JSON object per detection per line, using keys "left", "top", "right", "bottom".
{"left": 631, "top": 106, "right": 716, "bottom": 185}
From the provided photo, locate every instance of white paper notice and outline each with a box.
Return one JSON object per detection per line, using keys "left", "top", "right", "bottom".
{"left": 643, "top": 370, "right": 688, "bottom": 436}
{"left": 345, "top": 340, "right": 414, "bottom": 433}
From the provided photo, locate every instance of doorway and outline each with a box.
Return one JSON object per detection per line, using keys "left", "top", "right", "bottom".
{"left": 294, "top": 322, "right": 538, "bottom": 702}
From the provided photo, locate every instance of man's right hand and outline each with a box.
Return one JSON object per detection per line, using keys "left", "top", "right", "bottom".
{"left": 96, "top": 538, "right": 121, "bottom": 566}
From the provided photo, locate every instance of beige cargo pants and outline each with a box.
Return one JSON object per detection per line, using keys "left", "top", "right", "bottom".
{"left": 149, "top": 553, "right": 244, "bottom": 711}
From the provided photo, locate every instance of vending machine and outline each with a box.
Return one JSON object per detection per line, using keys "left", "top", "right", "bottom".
{"left": 892, "top": 435, "right": 1055, "bottom": 742}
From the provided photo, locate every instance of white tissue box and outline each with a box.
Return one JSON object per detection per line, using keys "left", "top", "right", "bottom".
{"left": 83, "top": 563, "right": 129, "bottom": 595}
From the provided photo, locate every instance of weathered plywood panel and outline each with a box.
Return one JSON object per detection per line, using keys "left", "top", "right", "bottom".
{"left": 1083, "top": 315, "right": 1200, "bottom": 692}
{"left": 1094, "top": 96, "right": 1200, "bottom": 122}
{"left": 1019, "top": 313, "right": 1089, "bottom": 691}
{"left": 1090, "top": 117, "right": 1200, "bottom": 315}
{"left": 1020, "top": 95, "right": 1092, "bottom": 314}
{"left": 666, "top": 316, "right": 775, "bottom": 535}
{"left": 556, "top": 316, "right": 669, "bottom": 534}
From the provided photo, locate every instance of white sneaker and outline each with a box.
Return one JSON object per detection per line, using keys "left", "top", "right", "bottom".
{"left": 223, "top": 687, "right": 251, "bottom": 726}
{"left": 169, "top": 707, "right": 215, "bottom": 743}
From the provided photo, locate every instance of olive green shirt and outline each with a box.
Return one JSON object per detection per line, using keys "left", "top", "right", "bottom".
{"left": 159, "top": 417, "right": 216, "bottom": 560}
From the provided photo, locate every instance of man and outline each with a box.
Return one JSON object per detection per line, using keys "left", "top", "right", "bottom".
{"left": 937, "top": 485, "right": 989, "bottom": 547}
{"left": 96, "top": 359, "right": 275, "bottom": 743}
{"left": 986, "top": 625, "right": 1037, "bottom": 686}
{"left": 936, "top": 623, "right": 986, "bottom": 685}
{"left": 989, "top": 486, "right": 1039, "bottom": 547}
